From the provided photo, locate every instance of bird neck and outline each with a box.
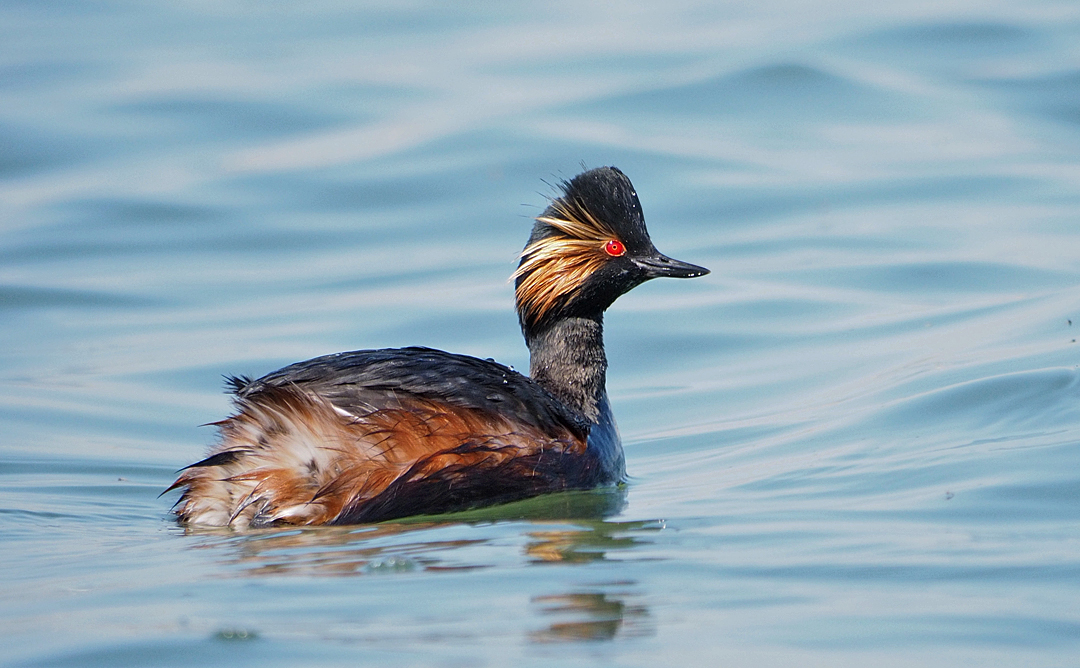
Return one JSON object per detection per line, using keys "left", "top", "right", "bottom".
{"left": 524, "top": 315, "right": 608, "bottom": 423}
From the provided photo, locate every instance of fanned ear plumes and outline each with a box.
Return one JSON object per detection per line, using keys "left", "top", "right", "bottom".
{"left": 513, "top": 197, "right": 621, "bottom": 328}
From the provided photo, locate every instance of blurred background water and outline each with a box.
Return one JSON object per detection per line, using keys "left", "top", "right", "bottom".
{"left": 2, "top": 0, "right": 1080, "bottom": 666}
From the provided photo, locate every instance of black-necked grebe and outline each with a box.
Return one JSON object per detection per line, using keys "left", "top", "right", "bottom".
{"left": 167, "top": 166, "right": 708, "bottom": 527}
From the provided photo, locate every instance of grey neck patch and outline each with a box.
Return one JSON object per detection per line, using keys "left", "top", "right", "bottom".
{"left": 527, "top": 316, "right": 607, "bottom": 422}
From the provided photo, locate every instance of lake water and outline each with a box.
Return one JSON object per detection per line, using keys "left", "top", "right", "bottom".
{"left": 2, "top": 1, "right": 1079, "bottom": 666}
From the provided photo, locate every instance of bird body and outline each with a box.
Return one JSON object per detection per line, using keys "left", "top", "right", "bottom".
{"left": 168, "top": 167, "right": 707, "bottom": 528}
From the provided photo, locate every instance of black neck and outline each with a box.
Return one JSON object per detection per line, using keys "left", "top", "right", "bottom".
{"left": 524, "top": 315, "right": 607, "bottom": 422}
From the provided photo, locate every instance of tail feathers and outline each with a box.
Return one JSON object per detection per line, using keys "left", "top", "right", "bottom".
{"left": 172, "top": 386, "right": 368, "bottom": 527}
{"left": 182, "top": 449, "right": 248, "bottom": 471}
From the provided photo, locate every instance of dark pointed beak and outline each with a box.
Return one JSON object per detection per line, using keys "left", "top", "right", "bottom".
{"left": 631, "top": 252, "right": 710, "bottom": 279}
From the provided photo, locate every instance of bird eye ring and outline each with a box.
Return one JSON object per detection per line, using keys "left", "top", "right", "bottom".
{"left": 604, "top": 239, "right": 626, "bottom": 257}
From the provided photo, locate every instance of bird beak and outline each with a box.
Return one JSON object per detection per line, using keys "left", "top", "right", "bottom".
{"left": 631, "top": 252, "right": 710, "bottom": 279}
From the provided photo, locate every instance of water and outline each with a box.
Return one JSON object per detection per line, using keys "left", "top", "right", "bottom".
{"left": 2, "top": 1, "right": 1079, "bottom": 665}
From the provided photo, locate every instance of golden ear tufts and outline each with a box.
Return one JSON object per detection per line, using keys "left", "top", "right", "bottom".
{"left": 512, "top": 199, "right": 622, "bottom": 327}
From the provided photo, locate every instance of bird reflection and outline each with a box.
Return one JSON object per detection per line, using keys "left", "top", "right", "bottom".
{"left": 183, "top": 486, "right": 656, "bottom": 643}
{"left": 195, "top": 487, "right": 637, "bottom": 577}
{"left": 525, "top": 523, "right": 643, "bottom": 564}
{"left": 529, "top": 589, "right": 652, "bottom": 643}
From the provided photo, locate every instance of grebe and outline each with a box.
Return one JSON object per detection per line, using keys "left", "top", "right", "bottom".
{"left": 167, "top": 166, "right": 708, "bottom": 527}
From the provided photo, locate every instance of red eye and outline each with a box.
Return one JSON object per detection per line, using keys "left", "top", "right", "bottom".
{"left": 604, "top": 239, "right": 626, "bottom": 257}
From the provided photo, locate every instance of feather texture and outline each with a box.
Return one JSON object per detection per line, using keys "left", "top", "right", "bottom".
{"left": 170, "top": 350, "right": 605, "bottom": 528}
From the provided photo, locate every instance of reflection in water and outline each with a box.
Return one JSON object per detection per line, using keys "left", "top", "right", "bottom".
{"left": 214, "top": 522, "right": 480, "bottom": 577}
{"left": 530, "top": 589, "right": 652, "bottom": 643}
{"left": 193, "top": 487, "right": 658, "bottom": 643}
{"left": 197, "top": 487, "right": 649, "bottom": 577}
{"left": 524, "top": 520, "right": 655, "bottom": 564}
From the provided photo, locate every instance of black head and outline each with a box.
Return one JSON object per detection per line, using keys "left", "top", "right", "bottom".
{"left": 513, "top": 166, "right": 709, "bottom": 332}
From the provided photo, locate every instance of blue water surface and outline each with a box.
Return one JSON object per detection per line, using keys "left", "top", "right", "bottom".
{"left": 2, "top": 1, "right": 1079, "bottom": 666}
